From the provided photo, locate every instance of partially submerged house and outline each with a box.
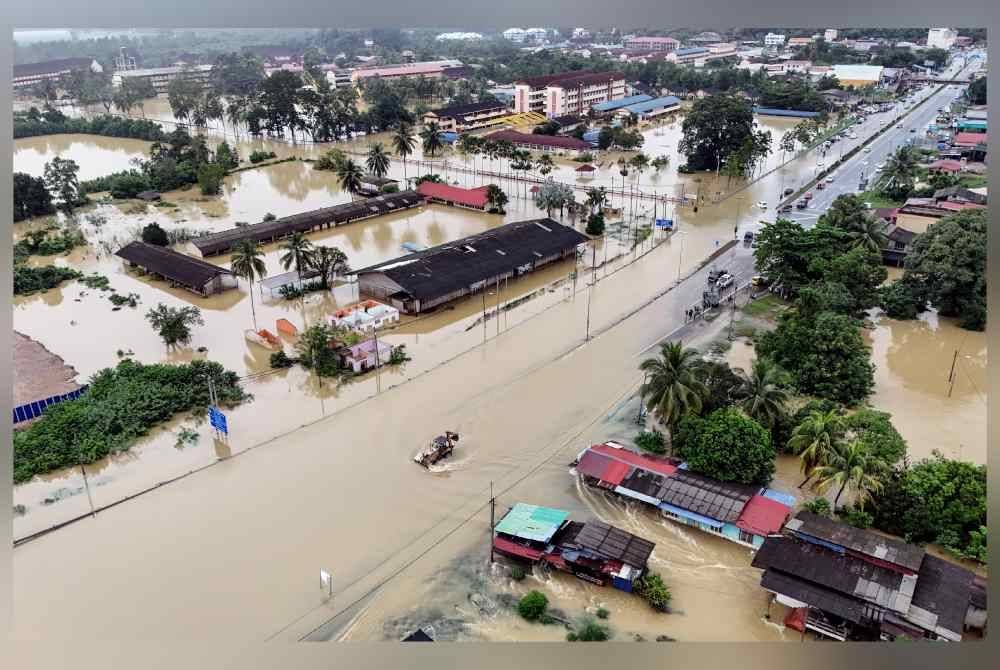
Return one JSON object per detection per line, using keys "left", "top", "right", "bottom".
{"left": 115, "top": 241, "right": 236, "bottom": 297}
{"left": 337, "top": 338, "right": 395, "bottom": 373}
{"left": 753, "top": 511, "right": 985, "bottom": 641}
{"left": 355, "top": 219, "right": 588, "bottom": 314}
{"left": 330, "top": 300, "right": 400, "bottom": 332}
{"left": 572, "top": 442, "right": 793, "bottom": 549}
{"left": 359, "top": 174, "right": 400, "bottom": 196}
{"left": 416, "top": 181, "right": 490, "bottom": 211}
{"left": 492, "top": 503, "right": 655, "bottom": 593}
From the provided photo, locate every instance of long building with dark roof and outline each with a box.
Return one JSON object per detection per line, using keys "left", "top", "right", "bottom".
{"left": 422, "top": 100, "right": 511, "bottom": 133}
{"left": 753, "top": 511, "right": 985, "bottom": 642}
{"left": 513, "top": 69, "right": 628, "bottom": 117}
{"left": 116, "top": 241, "right": 236, "bottom": 296}
{"left": 13, "top": 57, "right": 102, "bottom": 89}
{"left": 355, "top": 218, "right": 588, "bottom": 314}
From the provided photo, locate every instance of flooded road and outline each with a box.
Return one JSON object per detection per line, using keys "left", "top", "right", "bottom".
{"left": 11, "top": 89, "right": 986, "bottom": 643}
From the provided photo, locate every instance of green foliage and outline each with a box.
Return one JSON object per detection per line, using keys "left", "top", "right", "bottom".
{"left": 967, "top": 76, "right": 986, "bottom": 106}
{"left": 295, "top": 323, "right": 342, "bottom": 376}
{"left": 197, "top": 162, "right": 226, "bottom": 196}
{"left": 141, "top": 222, "right": 170, "bottom": 246}
{"left": 388, "top": 344, "right": 411, "bottom": 365}
{"left": 44, "top": 156, "right": 82, "bottom": 214}
{"left": 634, "top": 430, "right": 667, "bottom": 455}
{"left": 13, "top": 172, "right": 55, "bottom": 221}
{"left": 80, "top": 273, "right": 111, "bottom": 290}
{"left": 757, "top": 308, "right": 874, "bottom": 406}
{"left": 585, "top": 212, "right": 605, "bottom": 236}
{"left": 175, "top": 427, "right": 200, "bottom": 449}
{"left": 80, "top": 170, "right": 153, "bottom": 199}
{"left": 486, "top": 184, "right": 508, "bottom": 214}
{"left": 635, "top": 572, "right": 671, "bottom": 612}
{"left": 108, "top": 292, "right": 140, "bottom": 308}
{"left": 249, "top": 150, "right": 278, "bottom": 164}
{"left": 844, "top": 409, "right": 907, "bottom": 466}
{"left": 640, "top": 342, "right": 708, "bottom": 431}
{"left": 679, "top": 94, "right": 771, "bottom": 174}
{"left": 214, "top": 141, "right": 239, "bottom": 170}
{"left": 675, "top": 408, "right": 775, "bottom": 486}
{"left": 870, "top": 453, "right": 987, "bottom": 563}
{"left": 13, "top": 112, "right": 166, "bottom": 141}
{"left": 569, "top": 619, "right": 611, "bottom": 641}
{"left": 596, "top": 607, "right": 610, "bottom": 620}
{"left": 314, "top": 148, "right": 346, "bottom": 171}
{"left": 897, "top": 210, "right": 986, "bottom": 331}
{"left": 878, "top": 281, "right": 923, "bottom": 320}
{"left": 269, "top": 351, "right": 294, "bottom": 369}
{"left": 509, "top": 565, "right": 526, "bottom": 582}
{"left": 14, "top": 265, "right": 82, "bottom": 295}
{"left": 14, "top": 227, "right": 87, "bottom": 262}
{"left": 802, "top": 497, "right": 832, "bottom": 517}
{"left": 838, "top": 504, "right": 874, "bottom": 529}
{"left": 13, "top": 359, "right": 248, "bottom": 483}
{"left": 693, "top": 360, "right": 742, "bottom": 415}
{"left": 517, "top": 591, "right": 549, "bottom": 621}
{"left": 145, "top": 303, "right": 204, "bottom": 346}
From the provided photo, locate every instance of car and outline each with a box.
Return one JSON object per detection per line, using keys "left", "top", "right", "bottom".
{"left": 783, "top": 187, "right": 794, "bottom": 196}
{"left": 778, "top": 204, "right": 793, "bottom": 214}
{"left": 756, "top": 200, "right": 768, "bottom": 209}
{"left": 716, "top": 274, "right": 734, "bottom": 289}
{"left": 863, "top": 146, "right": 872, "bottom": 153}
{"left": 816, "top": 160, "right": 825, "bottom": 168}
{"left": 804, "top": 192, "right": 813, "bottom": 200}
{"left": 876, "top": 163, "right": 885, "bottom": 170}
{"left": 910, "top": 128, "right": 917, "bottom": 133}
{"left": 796, "top": 199, "right": 809, "bottom": 209}
{"left": 751, "top": 275, "right": 767, "bottom": 287}
{"left": 825, "top": 176, "right": 835, "bottom": 184}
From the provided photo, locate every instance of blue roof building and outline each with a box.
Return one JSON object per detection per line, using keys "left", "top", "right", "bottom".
{"left": 619, "top": 95, "right": 682, "bottom": 120}
{"left": 753, "top": 107, "right": 822, "bottom": 118}
{"left": 591, "top": 94, "right": 653, "bottom": 114}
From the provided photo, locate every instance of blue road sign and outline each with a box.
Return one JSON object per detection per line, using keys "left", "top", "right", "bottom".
{"left": 209, "top": 407, "right": 229, "bottom": 435}
{"left": 655, "top": 218, "right": 674, "bottom": 230}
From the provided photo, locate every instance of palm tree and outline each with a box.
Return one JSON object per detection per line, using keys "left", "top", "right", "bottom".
{"left": 788, "top": 409, "right": 845, "bottom": 489}
{"left": 485, "top": 184, "right": 508, "bottom": 214}
{"left": 733, "top": 359, "right": 790, "bottom": 429}
{"left": 392, "top": 122, "right": 416, "bottom": 184}
{"left": 586, "top": 187, "right": 607, "bottom": 216}
{"left": 280, "top": 232, "right": 317, "bottom": 284}
{"left": 812, "top": 440, "right": 888, "bottom": 508}
{"left": 421, "top": 121, "right": 443, "bottom": 158}
{"left": 638, "top": 341, "right": 708, "bottom": 438}
{"left": 850, "top": 216, "right": 889, "bottom": 253}
{"left": 366, "top": 143, "right": 391, "bottom": 180}
{"left": 230, "top": 239, "right": 266, "bottom": 330}
{"left": 336, "top": 158, "right": 364, "bottom": 198}
{"left": 310, "top": 245, "right": 350, "bottom": 290}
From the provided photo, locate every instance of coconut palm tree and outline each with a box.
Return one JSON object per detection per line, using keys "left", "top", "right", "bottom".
{"left": 279, "top": 232, "right": 317, "bottom": 283}
{"left": 812, "top": 440, "right": 888, "bottom": 507}
{"left": 230, "top": 239, "right": 266, "bottom": 330}
{"left": 586, "top": 187, "right": 607, "bottom": 216}
{"left": 310, "top": 245, "right": 350, "bottom": 290}
{"left": 336, "top": 158, "right": 365, "bottom": 198}
{"left": 638, "top": 341, "right": 708, "bottom": 438}
{"left": 733, "top": 359, "right": 790, "bottom": 429}
{"left": 850, "top": 216, "right": 890, "bottom": 253}
{"left": 392, "top": 122, "right": 416, "bottom": 184}
{"left": 421, "top": 121, "right": 443, "bottom": 158}
{"left": 366, "top": 142, "right": 391, "bottom": 180}
{"left": 788, "top": 409, "right": 846, "bottom": 489}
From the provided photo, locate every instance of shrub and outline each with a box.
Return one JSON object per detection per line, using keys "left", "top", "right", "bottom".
{"left": 802, "top": 497, "right": 832, "bottom": 517}
{"left": 879, "top": 281, "right": 923, "bottom": 320}
{"left": 838, "top": 504, "right": 874, "bottom": 529}
{"left": 270, "top": 351, "right": 294, "bottom": 369}
{"left": 596, "top": 607, "right": 609, "bottom": 620}
{"left": 249, "top": 150, "right": 277, "bottom": 164}
{"left": 635, "top": 572, "right": 671, "bottom": 612}
{"left": 13, "top": 265, "right": 82, "bottom": 296}
{"left": 585, "top": 212, "right": 605, "bottom": 236}
{"left": 262, "top": 212, "right": 277, "bottom": 222}
{"left": 569, "top": 619, "right": 610, "bottom": 641}
{"left": 388, "top": 344, "right": 411, "bottom": 365}
{"left": 517, "top": 591, "right": 548, "bottom": 621}
{"left": 197, "top": 163, "right": 226, "bottom": 195}
{"left": 313, "top": 149, "right": 345, "bottom": 170}
{"left": 141, "top": 222, "right": 170, "bottom": 246}
{"left": 382, "top": 183, "right": 399, "bottom": 194}
{"left": 13, "top": 359, "right": 248, "bottom": 483}
{"left": 509, "top": 565, "right": 526, "bottom": 582}
{"left": 634, "top": 430, "right": 666, "bottom": 455}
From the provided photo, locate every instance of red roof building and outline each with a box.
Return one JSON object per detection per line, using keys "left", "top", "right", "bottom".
{"left": 952, "top": 132, "right": 988, "bottom": 147}
{"left": 736, "top": 494, "right": 793, "bottom": 537}
{"left": 575, "top": 449, "right": 632, "bottom": 487}
{"left": 927, "top": 159, "right": 963, "bottom": 173}
{"left": 487, "top": 130, "right": 592, "bottom": 153}
{"left": 417, "top": 182, "right": 490, "bottom": 210}
{"left": 588, "top": 442, "right": 678, "bottom": 477}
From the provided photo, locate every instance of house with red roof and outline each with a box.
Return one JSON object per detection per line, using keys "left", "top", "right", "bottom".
{"left": 926, "top": 159, "right": 964, "bottom": 173}
{"left": 487, "top": 129, "right": 593, "bottom": 155}
{"left": 417, "top": 182, "right": 490, "bottom": 210}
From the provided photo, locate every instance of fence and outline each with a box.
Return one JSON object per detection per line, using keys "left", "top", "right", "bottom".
{"left": 13, "top": 386, "right": 89, "bottom": 425}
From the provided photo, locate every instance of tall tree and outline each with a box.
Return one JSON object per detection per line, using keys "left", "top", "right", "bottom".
{"left": 639, "top": 342, "right": 708, "bottom": 436}
{"left": 485, "top": 184, "right": 508, "bottom": 214}
{"left": 43, "top": 156, "right": 80, "bottom": 215}
{"left": 788, "top": 408, "right": 845, "bottom": 488}
{"left": 678, "top": 94, "right": 770, "bottom": 173}
{"left": 392, "top": 122, "right": 416, "bottom": 183}
{"left": 733, "top": 358, "right": 790, "bottom": 429}
{"left": 366, "top": 142, "right": 391, "bottom": 179}
{"left": 812, "top": 440, "right": 887, "bottom": 507}
{"left": 336, "top": 158, "right": 365, "bottom": 198}
{"left": 145, "top": 304, "right": 204, "bottom": 347}
{"left": 421, "top": 121, "right": 443, "bottom": 157}
{"left": 310, "top": 245, "right": 350, "bottom": 290}
{"left": 279, "top": 232, "right": 317, "bottom": 283}
{"left": 13, "top": 172, "right": 55, "bottom": 222}
{"left": 230, "top": 239, "right": 267, "bottom": 330}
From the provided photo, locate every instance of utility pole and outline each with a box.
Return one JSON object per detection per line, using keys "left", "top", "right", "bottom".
{"left": 482, "top": 288, "right": 487, "bottom": 342}
{"left": 948, "top": 349, "right": 959, "bottom": 382}
{"left": 586, "top": 245, "right": 596, "bottom": 341}
{"left": 489, "top": 481, "right": 496, "bottom": 564}
{"left": 496, "top": 277, "right": 501, "bottom": 337}
{"left": 372, "top": 325, "right": 382, "bottom": 394}
{"left": 636, "top": 373, "right": 647, "bottom": 424}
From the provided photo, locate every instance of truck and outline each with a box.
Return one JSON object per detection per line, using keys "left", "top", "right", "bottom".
{"left": 414, "top": 431, "right": 460, "bottom": 468}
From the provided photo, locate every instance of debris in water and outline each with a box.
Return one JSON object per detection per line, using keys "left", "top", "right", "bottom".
{"left": 656, "top": 634, "right": 676, "bottom": 642}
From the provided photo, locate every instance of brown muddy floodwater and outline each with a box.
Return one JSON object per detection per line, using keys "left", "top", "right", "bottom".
{"left": 14, "top": 134, "right": 152, "bottom": 181}
{"left": 11, "top": 107, "right": 986, "bottom": 643}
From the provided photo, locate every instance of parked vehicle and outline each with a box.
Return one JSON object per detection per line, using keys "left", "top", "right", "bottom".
{"left": 796, "top": 199, "right": 808, "bottom": 209}
{"left": 743, "top": 231, "right": 754, "bottom": 245}
{"left": 778, "top": 204, "right": 793, "bottom": 213}
{"left": 707, "top": 267, "right": 728, "bottom": 284}
{"left": 757, "top": 200, "right": 768, "bottom": 209}
{"left": 804, "top": 192, "right": 813, "bottom": 200}
{"left": 825, "top": 176, "right": 835, "bottom": 184}
{"left": 783, "top": 187, "right": 794, "bottom": 196}
{"left": 716, "top": 274, "right": 734, "bottom": 289}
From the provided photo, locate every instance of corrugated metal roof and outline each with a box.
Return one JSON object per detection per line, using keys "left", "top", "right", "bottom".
{"left": 115, "top": 242, "right": 232, "bottom": 289}
{"left": 494, "top": 503, "right": 568, "bottom": 543}
{"left": 656, "top": 471, "right": 758, "bottom": 524}
{"left": 753, "top": 107, "right": 821, "bottom": 118}
{"left": 591, "top": 94, "right": 654, "bottom": 112}
{"left": 736, "top": 494, "right": 791, "bottom": 536}
{"left": 623, "top": 96, "right": 682, "bottom": 115}
{"left": 787, "top": 512, "right": 925, "bottom": 572}
{"left": 568, "top": 521, "right": 655, "bottom": 569}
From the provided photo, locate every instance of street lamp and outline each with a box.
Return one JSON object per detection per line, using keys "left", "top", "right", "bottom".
{"left": 675, "top": 230, "right": 688, "bottom": 282}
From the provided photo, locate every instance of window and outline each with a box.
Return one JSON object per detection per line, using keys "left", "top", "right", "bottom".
{"left": 738, "top": 529, "right": 757, "bottom": 544}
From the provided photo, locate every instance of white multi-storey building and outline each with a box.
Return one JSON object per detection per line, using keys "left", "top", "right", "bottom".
{"left": 525, "top": 28, "right": 550, "bottom": 43}
{"left": 824, "top": 29, "right": 839, "bottom": 41}
{"left": 503, "top": 28, "right": 527, "bottom": 43}
{"left": 112, "top": 64, "right": 213, "bottom": 93}
{"left": 625, "top": 36, "right": 680, "bottom": 52}
{"left": 572, "top": 28, "right": 591, "bottom": 40}
{"left": 927, "top": 28, "right": 958, "bottom": 50}
{"left": 764, "top": 33, "right": 786, "bottom": 47}
{"left": 513, "top": 69, "right": 627, "bottom": 117}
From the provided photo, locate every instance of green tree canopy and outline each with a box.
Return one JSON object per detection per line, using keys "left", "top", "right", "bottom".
{"left": 679, "top": 94, "right": 769, "bottom": 173}
{"left": 674, "top": 408, "right": 776, "bottom": 486}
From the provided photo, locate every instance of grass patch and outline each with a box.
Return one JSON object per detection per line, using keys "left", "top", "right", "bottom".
{"left": 740, "top": 294, "right": 787, "bottom": 319}
{"left": 732, "top": 322, "right": 759, "bottom": 339}
{"left": 958, "top": 174, "right": 987, "bottom": 189}
{"left": 858, "top": 190, "right": 904, "bottom": 209}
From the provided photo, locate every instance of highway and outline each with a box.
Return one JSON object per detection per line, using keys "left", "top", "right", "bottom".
{"left": 776, "top": 54, "right": 985, "bottom": 228}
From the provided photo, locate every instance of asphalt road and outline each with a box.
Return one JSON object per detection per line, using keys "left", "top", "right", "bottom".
{"left": 779, "top": 55, "right": 985, "bottom": 228}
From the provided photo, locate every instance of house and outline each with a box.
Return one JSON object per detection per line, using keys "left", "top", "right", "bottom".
{"left": 882, "top": 224, "right": 915, "bottom": 267}
{"left": 821, "top": 89, "right": 858, "bottom": 108}
{"left": 416, "top": 181, "right": 490, "bottom": 210}
{"left": 625, "top": 36, "right": 680, "bottom": 53}
{"left": 764, "top": 33, "right": 787, "bottom": 48}
{"left": 492, "top": 503, "right": 655, "bottom": 593}
{"left": 933, "top": 186, "right": 988, "bottom": 206}
{"left": 112, "top": 65, "right": 213, "bottom": 93}
{"left": 831, "top": 64, "right": 885, "bottom": 88}
{"left": 13, "top": 57, "right": 103, "bottom": 89}
{"left": 115, "top": 241, "right": 237, "bottom": 297}
{"left": 337, "top": 338, "right": 395, "bottom": 373}
{"left": 422, "top": 100, "right": 512, "bottom": 133}
{"left": 485, "top": 129, "right": 593, "bottom": 155}
{"left": 355, "top": 218, "right": 588, "bottom": 314}
{"left": 550, "top": 115, "right": 584, "bottom": 132}
{"left": 330, "top": 300, "right": 400, "bottom": 333}
{"left": 926, "top": 159, "right": 964, "bottom": 174}
{"left": 787, "top": 37, "right": 814, "bottom": 48}
{"left": 350, "top": 60, "right": 466, "bottom": 85}
{"left": 753, "top": 512, "right": 983, "bottom": 642}
{"left": 359, "top": 174, "right": 399, "bottom": 196}
{"left": 927, "top": 28, "right": 958, "bottom": 50}
{"left": 571, "top": 443, "right": 793, "bottom": 549}
{"left": 513, "top": 70, "right": 628, "bottom": 117}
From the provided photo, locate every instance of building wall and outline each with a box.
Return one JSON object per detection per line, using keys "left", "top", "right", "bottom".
{"left": 358, "top": 272, "right": 406, "bottom": 301}
{"left": 895, "top": 212, "right": 938, "bottom": 234}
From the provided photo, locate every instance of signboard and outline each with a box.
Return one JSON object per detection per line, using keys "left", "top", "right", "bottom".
{"left": 208, "top": 406, "right": 228, "bottom": 435}
{"left": 655, "top": 218, "right": 674, "bottom": 230}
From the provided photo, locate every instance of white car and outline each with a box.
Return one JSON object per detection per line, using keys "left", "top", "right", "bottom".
{"left": 826, "top": 176, "right": 835, "bottom": 184}
{"left": 716, "top": 273, "right": 734, "bottom": 289}
{"left": 875, "top": 163, "right": 885, "bottom": 171}
{"left": 816, "top": 160, "right": 825, "bottom": 168}
{"left": 757, "top": 201, "right": 768, "bottom": 209}
{"left": 863, "top": 146, "right": 872, "bottom": 153}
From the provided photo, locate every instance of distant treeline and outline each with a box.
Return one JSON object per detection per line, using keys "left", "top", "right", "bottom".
{"left": 14, "top": 110, "right": 166, "bottom": 141}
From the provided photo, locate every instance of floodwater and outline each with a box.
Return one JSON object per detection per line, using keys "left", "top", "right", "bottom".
{"left": 13, "top": 134, "right": 152, "bottom": 181}
{"left": 10, "top": 100, "right": 987, "bottom": 643}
